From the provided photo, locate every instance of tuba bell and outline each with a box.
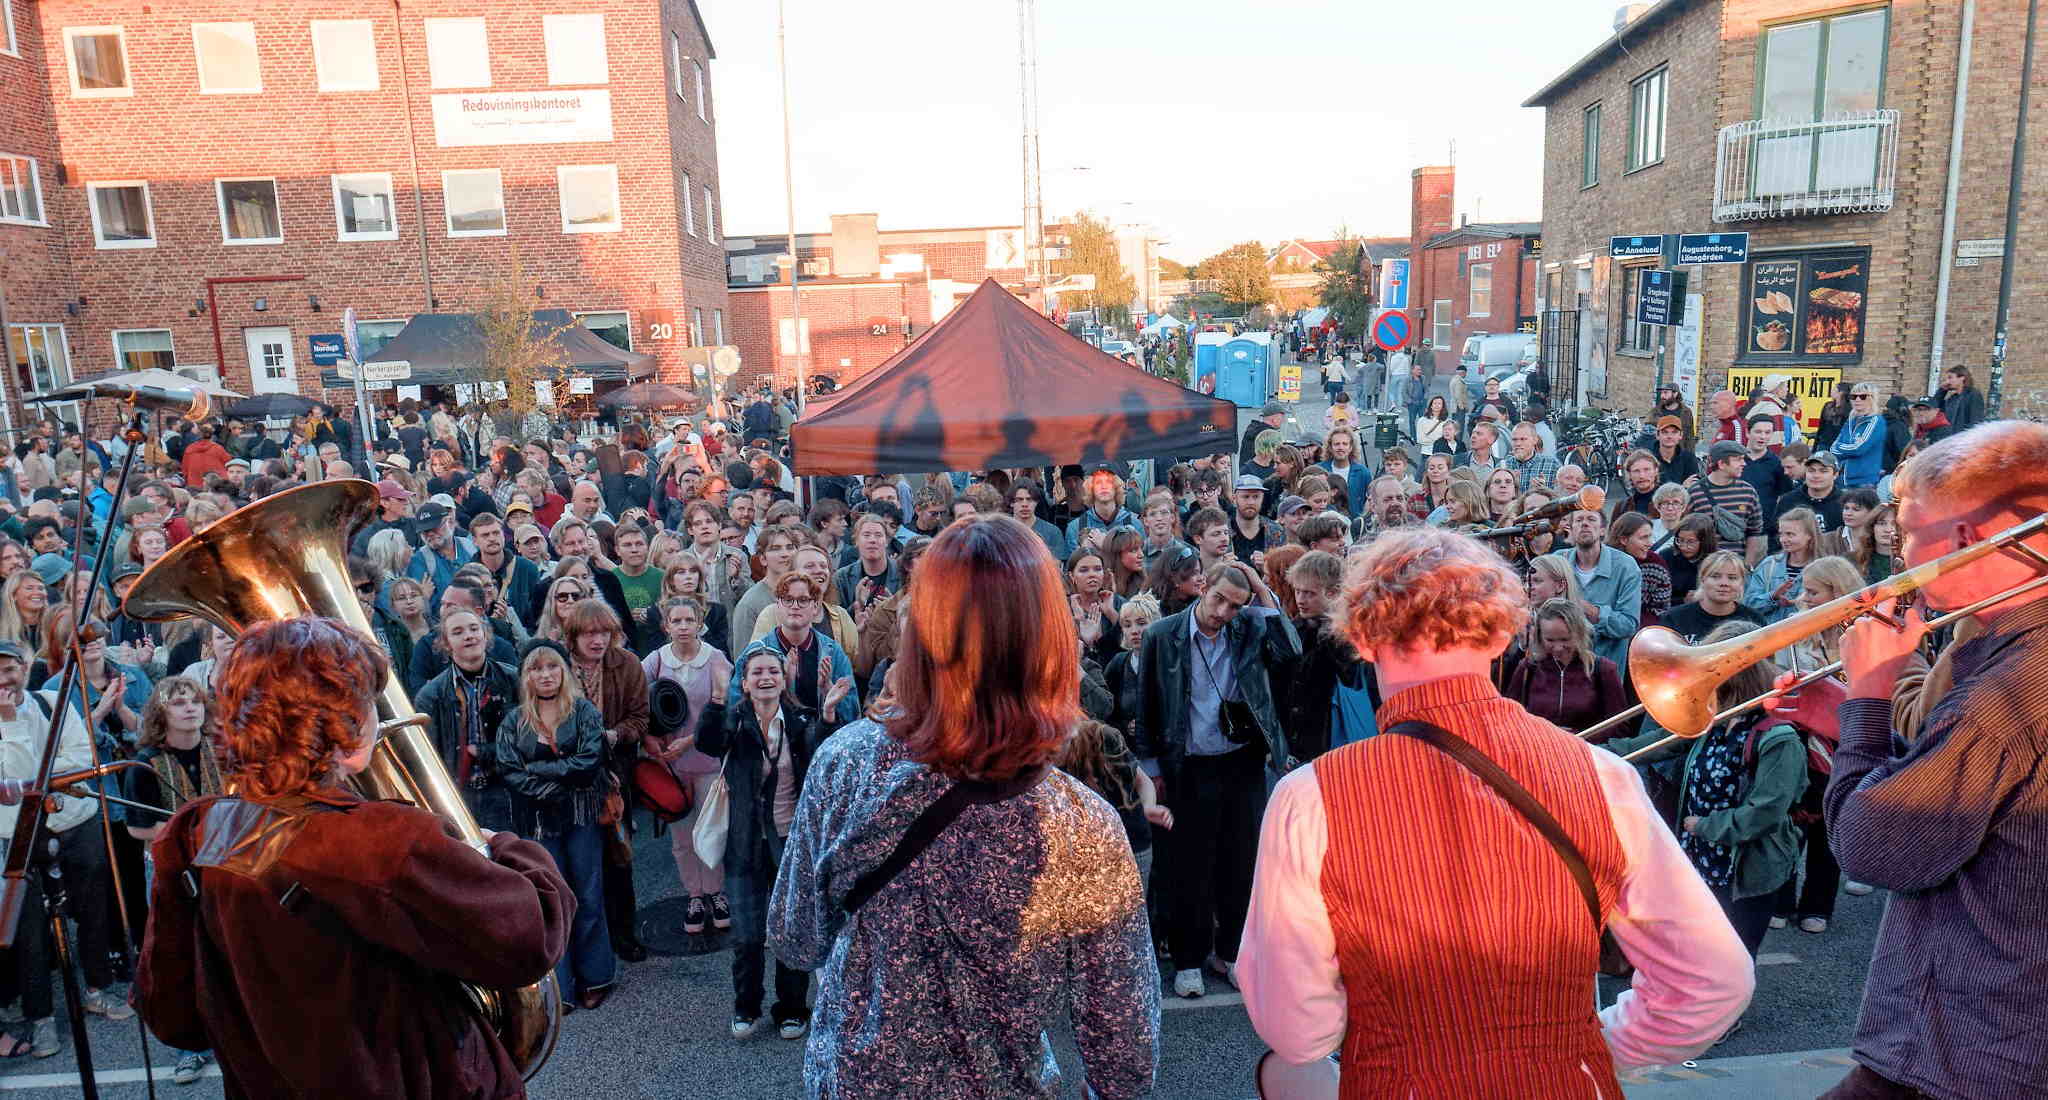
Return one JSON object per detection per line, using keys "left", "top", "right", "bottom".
{"left": 121, "top": 479, "right": 561, "bottom": 1078}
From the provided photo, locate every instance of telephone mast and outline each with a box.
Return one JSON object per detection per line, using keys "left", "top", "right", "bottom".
{"left": 1018, "top": 0, "right": 1044, "bottom": 291}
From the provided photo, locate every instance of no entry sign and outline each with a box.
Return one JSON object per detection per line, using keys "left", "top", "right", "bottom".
{"left": 1372, "top": 310, "right": 1411, "bottom": 352}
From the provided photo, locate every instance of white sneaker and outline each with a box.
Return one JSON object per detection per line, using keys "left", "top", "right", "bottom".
{"left": 29, "top": 1017, "right": 57, "bottom": 1058}
{"left": 777, "top": 1017, "right": 808, "bottom": 1041}
{"left": 1843, "top": 881, "right": 1875, "bottom": 896}
{"left": 81, "top": 987, "right": 133, "bottom": 1021}
{"left": 1172, "top": 968, "right": 1204, "bottom": 999}
{"left": 173, "top": 1051, "right": 211, "bottom": 1085}
{"left": 1768, "top": 916, "right": 1789, "bottom": 930}
{"left": 1799, "top": 917, "right": 1829, "bottom": 934}
{"left": 730, "top": 1014, "right": 759, "bottom": 1040}
{"left": 1206, "top": 954, "right": 1240, "bottom": 990}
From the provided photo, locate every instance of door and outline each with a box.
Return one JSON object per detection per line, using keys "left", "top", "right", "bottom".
{"left": 243, "top": 326, "right": 297, "bottom": 395}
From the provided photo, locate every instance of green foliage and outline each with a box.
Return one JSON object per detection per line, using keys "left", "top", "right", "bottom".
{"left": 1202, "top": 241, "right": 1273, "bottom": 311}
{"left": 1317, "top": 240, "right": 1373, "bottom": 340}
{"left": 1055, "top": 212, "right": 1139, "bottom": 322}
{"left": 475, "top": 253, "right": 570, "bottom": 416}
{"left": 1157, "top": 342, "right": 1190, "bottom": 386}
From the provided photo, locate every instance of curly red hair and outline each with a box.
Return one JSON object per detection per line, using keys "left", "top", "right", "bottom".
{"left": 217, "top": 617, "right": 391, "bottom": 799}
{"left": 1339, "top": 527, "right": 1527, "bottom": 657}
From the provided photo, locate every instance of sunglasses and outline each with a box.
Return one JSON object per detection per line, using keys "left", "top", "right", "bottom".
{"left": 354, "top": 582, "right": 377, "bottom": 596}
{"left": 554, "top": 589, "right": 585, "bottom": 602}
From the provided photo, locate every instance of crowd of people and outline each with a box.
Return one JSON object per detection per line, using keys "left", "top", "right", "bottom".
{"left": 0, "top": 352, "right": 2030, "bottom": 1099}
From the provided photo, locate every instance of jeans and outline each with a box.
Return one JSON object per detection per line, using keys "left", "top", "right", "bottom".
{"left": 539, "top": 824, "right": 616, "bottom": 997}
{"left": 730, "top": 830, "right": 807, "bottom": 1021}
{"left": 11, "top": 824, "right": 119, "bottom": 1021}
{"left": 1157, "top": 744, "right": 1267, "bottom": 971}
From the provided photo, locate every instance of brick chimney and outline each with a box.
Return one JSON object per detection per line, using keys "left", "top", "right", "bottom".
{"left": 1410, "top": 166, "right": 1455, "bottom": 346}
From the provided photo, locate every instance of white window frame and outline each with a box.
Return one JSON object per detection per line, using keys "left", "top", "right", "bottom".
{"left": 712, "top": 308, "right": 724, "bottom": 346}
{"left": 557, "top": 165, "right": 621, "bottom": 234}
{"left": 192, "top": 22, "right": 262, "bottom": 94}
{"left": 689, "top": 307, "right": 703, "bottom": 346}
{"left": 693, "top": 60, "right": 705, "bottom": 120}
{"left": 9, "top": 324, "right": 76, "bottom": 430}
{"left": 669, "top": 32, "right": 683, "bottom": 98}
{"left": 2, "top": 0, "right": 19, "bottom": 58}
{"left": 1430, "top": 299, "right": 1453, "bottom": 350}
{"left": 424, "top": 17, "right": 490, "bottom": 90}
{"left": 331, "top": 171, "right": 399, "bottom": 242}
{"left": 216, "top": 177, "right": 284, "bottom": 245}
{"left": 573, "top": 310, "right": 632, "bottom": 352}
{"left": 64, "top": 26, "right": 134, "bottom": 98}
{"left": 0, "top": 154, "right": 45, "bottom": 226}
{"left": 1469, "top": 262, "right": 1493, "bottom": 317}
{"left": 1627, "top": 66, "right": 1667, "bottom": 172}
{"left": 86, "top": 181, "right": 156, "bottom": 249}
{"left": 704, "top": 188, "right": 715, "bottom": 239}
{"left": 681, "top": 171, "right": 695, "bottom": 235}
{"left": 111, "top": 328, "right": 174, "bottom": 373}
{"left": 311, "top": 19, "right": 380, "bottom": 92}
{"left": 442, "top": 168, "right": 506, "bottom": 237}
{"left": 542, "top": 13, "right": 607, "bottom": 86}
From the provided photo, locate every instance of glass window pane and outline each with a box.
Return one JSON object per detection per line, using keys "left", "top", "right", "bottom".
{"left": 194, "top": 22, "right": 260, "bottom": 92}
{"left": 1823, "top": 10, "right": 1887, "bottom": 114}
{"left": 1761, "top": 21, "right": 1822, "bottom": 122}
{"left": 93, "top": 186, "right": 150, "bottom": 242}
{"left": 336, "top": 175, "right": 394, "bottom": 236}
{"left": 220, "top": 179, "right": 280, "bottom": 241}
{"left": 445, "top": 170, "right": 504, "bottom": 234}
{"left": 579, "top": 312, "right": 630, "bottom": 351}
{"left": 115, "top": 329, "right": 173, "bottom": 371}
{"left": 543, "top": 13, "right": 607, "bottom": 86}
{"left": 72, "top": 32, "right": 127, "bottom": 90}
{"left": 313, "top": 20, "right": 379, "bottom": 91}
{"left": 559, "top": 167, "right": 619, "bottom": 232}
{"left": 425, "top": 18, "right": 490, "bottom": 89}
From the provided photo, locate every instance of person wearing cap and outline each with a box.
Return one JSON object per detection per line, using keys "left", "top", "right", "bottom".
{"left": 1654, "top": 383, "right": 1697, "bottom": 452}
{"left": 351, "top": 479, "right": 419, "bottom": 558}
{"left": 403, "top": 501, "right": 477, "bottom": 615}
{"left": 1240, "top": 403, "right": 1288, "bottom": 471}
{"left": 1686, "top": 441, "right": 1768, "bottom": 565}
{"left": 1909, "top": 395, "right": 1956, "bottom": 448}
{"left": 221, "top": 457, "right": 250, "bottom": 495}
{"left": 1652, "top": 415, "right": 1702, "bottom": 489}
{"left": 1064, "top": 465, "right": 1140, "bottom": 552}
{"left": 1829, "top": 382, "right": 1888, "bottom": 488}
{"left": 1275, "top": 495, "right": 1314, "bottom": 541}
{"left": 1228, "top": 475, "right": 1281, "bottom": 568}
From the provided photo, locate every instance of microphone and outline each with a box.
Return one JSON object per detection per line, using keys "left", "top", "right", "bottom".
{"left": 31, "top": 382, "right": 209, "bottom": 421}
{"left": 0, "top": 761, "right": 144, "bottom": 807}
{"left": 1473, "top": 486, "right": 1607, "bottom": 539}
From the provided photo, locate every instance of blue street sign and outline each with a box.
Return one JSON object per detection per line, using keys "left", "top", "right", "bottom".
{"left": 1610, "top": 235, "right": 1664, "bottom": 259}
{"left": 1372, "top": 310, "right": 1411, "bottom": 352}
{"left": 1677, "top": 232, "right": 1750, "bottom": 265}
{"left": 1636, "top": 270, "right": 1687, "bottom": 327}
{"left": 308, "top": 333, "right": 346, "bottom": 366}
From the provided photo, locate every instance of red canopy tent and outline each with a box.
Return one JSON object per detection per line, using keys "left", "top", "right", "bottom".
{"left": 790, "top": 279, "right": 1237, "bottom": 475}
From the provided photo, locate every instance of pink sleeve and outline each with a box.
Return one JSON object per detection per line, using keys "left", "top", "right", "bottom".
{"left": 1588, "top": 748, "right": 1755, "bottom": 1067}
{"left": 1237, "top": 767, "right": 1347, "bottom": 1064}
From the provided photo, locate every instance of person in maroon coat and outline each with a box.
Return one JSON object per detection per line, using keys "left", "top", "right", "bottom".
{"left": 135, "top": 617, "right": 572, "bottom": 1098}
{"left": 1505, "top": 598, "right": 1628, "bottom": 737}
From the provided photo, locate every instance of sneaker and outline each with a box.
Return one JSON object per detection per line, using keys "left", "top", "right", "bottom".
{"left": 1799, "top": 917, "right": 1829, "bottom": 934}
{"left": 1843, "top": 880, "right": 1875, "bottom": 896}
{"left": 1207, "top": 954, "right": 1240, "bottom": 990}
{"left": 1172, "top": 968, "right": 1204, "bottom": 999}
{"left": 777, "top": 1016, "right": 809, "bottom": 1041}
{"left": 173, "top": 1051, "right": 211, "bottom": 1085}
{"left": 730, "top": 1014, "right": 759, "bottom": 1040}
{"left": 1768, "top": 916, "right": 1789, "bottom": 930}
{"left": 29, "top": 1018, "right": 57, "bottom": 1058}
{"left": 710, "top": 893, "right": 732, "bottom": 930}
{"left": 82, "top": 987, "right": 134, "bottom": 1021}
{"left": 683, "top": 896, "right": 708, "bottom": 935}
{"left": 1713, "top": 1017, "right": 1745, "bottom": 1046}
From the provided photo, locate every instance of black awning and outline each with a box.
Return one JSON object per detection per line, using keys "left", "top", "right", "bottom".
{"left": 319, "top": 309, "right": 655, "bottom": 388}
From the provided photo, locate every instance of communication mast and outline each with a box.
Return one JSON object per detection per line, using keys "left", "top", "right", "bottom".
{"left": 1018, "top": 0, "right": 1044, "bottom": 289}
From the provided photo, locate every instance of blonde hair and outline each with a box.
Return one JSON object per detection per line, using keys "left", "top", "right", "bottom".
{"left": 1339, "top": 528, "right": 1527, "bottom": 655}
{"left": 516, "top": 643, "right": 584, "bottom": 749}
{"left": 1532, "top": 597, "right": 1597, "bottom": 675}
{"left": 1524, "top": 555, "right": 1584, "bottom": 606}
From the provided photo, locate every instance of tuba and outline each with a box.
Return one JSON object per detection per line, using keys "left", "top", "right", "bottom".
{"left": 122, "top": 479, "right": 561, "bottom": 1078}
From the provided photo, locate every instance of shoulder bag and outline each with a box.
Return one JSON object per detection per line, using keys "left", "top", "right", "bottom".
{"left": 843, "top": 765, "right": 1048, "bottom": 916}
{"left": 691, "top": 757, "right": 730, "bottom": 869}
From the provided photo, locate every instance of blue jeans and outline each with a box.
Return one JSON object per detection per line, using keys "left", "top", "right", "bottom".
{"left": 540, "top": 824, "right": 617, "bottom": 997}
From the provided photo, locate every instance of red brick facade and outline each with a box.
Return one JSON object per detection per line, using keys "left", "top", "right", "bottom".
{"left": 0, "top": 0, "right": 727, "bottom": 430}
{"left": 1404, "top": 166, "right": 1541, "bottom": 373}
{"left": 726, "top": 279, "right": 941, "bottom": 394}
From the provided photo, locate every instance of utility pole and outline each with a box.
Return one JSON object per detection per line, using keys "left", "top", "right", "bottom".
{"left": 1018, "top": 0, "right": 1043, "bottom": 294}
{"left": 777, "top": 0, "right": 807, "bottom": 414}
{"left": 1990, "top": 0, "right": 2039, "bottom": 415}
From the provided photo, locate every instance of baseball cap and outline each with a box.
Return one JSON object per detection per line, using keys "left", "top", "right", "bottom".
{"left": 380, "top": 454, "right": 413, "bottom": 472}
{"left": 1708, "top": 440, "right": 1747, "bottom": 464}
{"left": 1261, "top": 402, "right": 1285, "bottom": 417}
{"left": 1805, "top": 451, "right": 1839, "bottom": 470}
{"left": 505, "top": 500, "right": 534, "bottom": 516}
{"left": 225, "top": 457, "right": 250, "bottom": 470}
{"left": 1656, "top": 415, "right": 1682, "bottom": 431}
{"left": 1278, "top": 494, "right": 1311, "bottom": 516}
{"left": 111, "top": 561, "right": 143, "bottom": 583}
{"left": 30, "top": 553, "right": 69, "bottom": 586}
{"left": 0, "top": 639, "right": 28, "bottom": 664}
{"left": 415, "top": 502, "right": 451, "bottom": 528}
{"left": 1233, "top": 474, "right": 1267, "bottom": 493}
{"left": 376, "top": 478, "right": 413, "bottom": 501}
{"left": 1912, "top": 394, "right": 1938, "bottom": 408}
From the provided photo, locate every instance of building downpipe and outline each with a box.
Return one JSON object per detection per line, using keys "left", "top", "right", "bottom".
{"left": 1928, "top": 0, "right": 1975, "bottom": 392}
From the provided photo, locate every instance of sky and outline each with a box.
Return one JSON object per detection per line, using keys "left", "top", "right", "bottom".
{"left": 701, "top": 0, "right": 1630, "bottom": 263}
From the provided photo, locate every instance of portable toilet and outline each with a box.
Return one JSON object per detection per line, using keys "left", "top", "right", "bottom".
{"left": 1192, "top": 332, "right": 1230, "bottom": 396}
{"left": 1218, "top": 332, "right": 1276, "bottom": 407}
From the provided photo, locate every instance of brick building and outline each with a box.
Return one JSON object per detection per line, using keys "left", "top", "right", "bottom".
{"left": 1403, "top": 166, "right": 1542, "bottom": 373}
{"left": 1525, "top": 0, "right": 2045, "bottom": 420}
{"left": 723, "top": 214, "right": 1039, "bottom": 393}
{"left": 0, "top": 0, "right": 728, "bottom": 431}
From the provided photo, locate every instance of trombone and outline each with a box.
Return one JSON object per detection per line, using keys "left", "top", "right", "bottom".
{"left": 1577, "top": 512, "right": 2048, "bottom": 761}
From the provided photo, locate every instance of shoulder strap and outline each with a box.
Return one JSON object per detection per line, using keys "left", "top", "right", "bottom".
{"left": 844, "top": 765, "right": 1050, "bottom": 915}
{"left": 1381, "top": 720, "right": 1601, "bottom": 931}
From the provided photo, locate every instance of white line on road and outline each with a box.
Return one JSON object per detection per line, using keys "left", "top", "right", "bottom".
{"left": 0, "top": 1064, "right": 220, "bottom": 1090}
{"left": 1756, "top": 951, "right": 1801, "bottom": 966}
{"left": 1163, "top": 991, "right": 1245, "bottom": 1012}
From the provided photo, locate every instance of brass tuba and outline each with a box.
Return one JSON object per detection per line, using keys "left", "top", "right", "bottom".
{"left": 122, "top": 479, "right": 561, "bottom": 1078}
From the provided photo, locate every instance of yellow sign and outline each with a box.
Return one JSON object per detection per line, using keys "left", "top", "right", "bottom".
{"left": 1728, "top": 366, "right": 1841, "bottom": 433}
{"left": 1277, "top": 364, "right": 1302, "bottom": 401}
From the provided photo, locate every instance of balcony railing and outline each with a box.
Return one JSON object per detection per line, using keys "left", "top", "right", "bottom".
{"left": 1713, "top": 109, "right": 1899, "bottom": 222}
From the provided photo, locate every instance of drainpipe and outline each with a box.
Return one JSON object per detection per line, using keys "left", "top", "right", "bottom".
{"left": 394, "top": 0, "right": 435, "bottom": 310}
{"left": 1928, "top": 0, "right": 1975, "bottom": 392}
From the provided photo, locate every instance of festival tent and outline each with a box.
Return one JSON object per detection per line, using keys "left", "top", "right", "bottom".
{"left": 790, "top": 279, "right": 1236, "bottom": 475}
{"left": 1143, "top": 313, "right": 1186, "bottom": 336}
{"left": 315, "top": 310, "right": 654, "bottom": 388}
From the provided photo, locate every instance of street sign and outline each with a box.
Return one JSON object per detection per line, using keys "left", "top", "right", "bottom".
{"left": 1957, "top": 238, "right": 2007, "bottom": 259}
{"left": 308, "top": 334, "right": 346, "bottom": 366}
{"left": 1677, "top": 232, "right": 1750, "bottom": 265}
{"left": 1277, "top": 364, "right": 1301, "bottom": 402}
{"left": 1371, "top": 309, "right": 1411, "bottom": 352}
{"left": 1378, "top": 258, "right": 1411, "bottom": 310}
{"left": 341, "top": 307, "right": 362, "bottom": 364}
{"left": 1636, "top": 270, "right": 1688, "bottom": 327}
{"left": 338, "top": 360, "right": 412, "bottom": 382}
{"left": 1610, "top": 235, "right": 1664, "bottom": 259}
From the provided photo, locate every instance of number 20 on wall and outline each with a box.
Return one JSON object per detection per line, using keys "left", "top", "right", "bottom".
{"left": 646, "top": 322, "right": 675, "bottom": 341}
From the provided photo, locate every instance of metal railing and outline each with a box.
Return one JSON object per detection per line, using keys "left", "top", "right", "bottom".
{"left": 1713, "top": 110, "right": 1900, "bottom": 222}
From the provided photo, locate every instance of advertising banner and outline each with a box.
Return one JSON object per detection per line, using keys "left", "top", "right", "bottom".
{"left": 432, "top": 90, "right": 614, "bottom": 147}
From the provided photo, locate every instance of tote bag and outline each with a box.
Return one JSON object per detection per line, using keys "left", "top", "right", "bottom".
{"left": 691, "top": 759, "right": 731, "bottom": 869}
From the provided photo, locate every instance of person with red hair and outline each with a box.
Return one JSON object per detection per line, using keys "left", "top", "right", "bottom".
{"left": 768, "top": 514, "right": 1158, "bottom": 1099}
{"left": 134, "top": 616, "right": 571, "bottom": 1097}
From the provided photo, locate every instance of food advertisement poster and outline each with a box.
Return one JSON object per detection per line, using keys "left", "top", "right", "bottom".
{"left": 1740, "top": 250, "right": 1869, "bottom": 364}
{"left": 1728, "top": 367, "right": 1841, "bottom": 433}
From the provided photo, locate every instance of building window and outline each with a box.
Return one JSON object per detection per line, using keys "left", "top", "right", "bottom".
{"left": 1469, "top": 263, "right": 1492, "bottom": 317}
{"left": 1619, "top": 264, "right": 1658, "bottom": 352}
{"left": 425, "top": 18, "right": 490, "bottom": 89}
{"left": 193, "top": 22, "right": 261, "bottom": 93}
{"left": 576, "top": 311, "right": 631, "bottom": 352}
{"left": 693, "top": 61, "right": 705, "bottom": 120}
{"left": 10, "top": 326, "right": 75, "bottom": 428}
{"left": 681, "top": 171, "right": 695, "bottom": 235}
{"left": 1738, "top": 247, "right": 1870, "bottom": 364}
{"left": 312, "top": 20, "right": 379, "bottom": 91}
{"left": 112, "top": 328, "right": 174, "bottom": 372}
{"left": 87, "top": 182, "right": 155, "bottom": 248}
{"left": 670, "top": 33, "right": 683, "bottom": 98}
{"left": 2, "top": 0, "right": 18, "bottom": 57}
{"left": 713, "top": 308, "right": 724, "bottom": 346}
{"left": 65, "top": 27, "right": 132, "bottom": 97}
{"left": 1581, "top": 103, "right": 1601, "bottom": 188}
{"left": 355, "top": 319, "right": 406, "bottom": 359}
{"left": 217, "top": 178, "right": 282, "bottom": 244}
{"left": 1757, "top": 8, "right": 1889, "bottom": 193}
{"left": 690, "top": 308, "right": 704, "bottom": 346}
{"left": 1430, "top": 299, "right": 1453, "bottom": 350}
{"left": 332, "top": 172, "right": 398, "bottom": 241}
{"left": 0, "top": 155, "right": 43, "bottom": 226}
{"left": 704, "top": 189, "right": 715, "bottom": 239}
{"left": 543, "top": 13, "right": 607, "bottom": 85}
{"left": 1628, "top": 67, "right": 1667, "bottom": 171}
{"left": 442, "top": 168, "right": 506, "bottom": 237}
{"left": 557, "top": 165, "right": 620, "bottom": 233}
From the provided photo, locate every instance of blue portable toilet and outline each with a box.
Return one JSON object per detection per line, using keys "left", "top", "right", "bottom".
{"left": 1192, "top": 332, "right": 1230, "bottom": 396}
{"left": 1218, "top": 332, "right": 1276, "bottom": 407}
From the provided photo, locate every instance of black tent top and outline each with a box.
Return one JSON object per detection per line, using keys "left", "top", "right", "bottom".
{"left": 317, "top": 310, "right": 655, "bottom": 388}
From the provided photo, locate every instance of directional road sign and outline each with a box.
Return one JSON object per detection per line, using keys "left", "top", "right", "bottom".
{"left": 1677, "top": 233, "right": 1750, "bottom": 265}
{"left": 1610, "top": 235, "right": 1665, "bottom": 259}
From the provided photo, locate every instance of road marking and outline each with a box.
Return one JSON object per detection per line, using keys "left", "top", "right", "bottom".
{"left": 1163, "top": 991, "right": 1245, "bottom": 1012}
{"left": 1756, "top": 951, "right": 1801, "bottom": 966}
{"left": 0, "top": 1065, "right": 221, "bottom": 1090}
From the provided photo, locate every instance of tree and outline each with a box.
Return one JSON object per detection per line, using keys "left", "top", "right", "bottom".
{"left": 1054, "top": 212, "right": 1139, "bottom": 329}
{"left": 1159, "top": 257, "right": 1192, "bottom": 280}
{"left": 1318, "top": 240, "right": 1373, "bottom": 340}
{"left": 1203, "top": 241, "right": 1272, "bottom": 312}
{"left": 475, "top": 255, "right": 571, "bottom": 419}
